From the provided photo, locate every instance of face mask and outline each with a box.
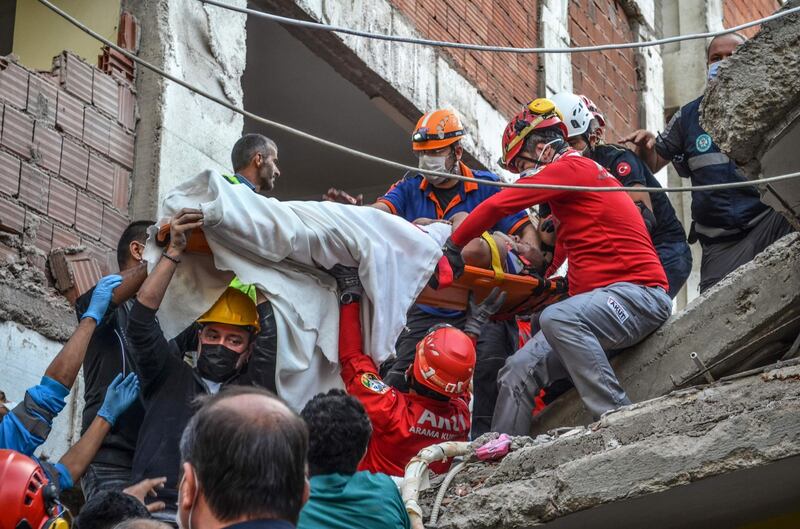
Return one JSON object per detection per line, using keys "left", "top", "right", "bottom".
{"left": 519, "top": 139, "right": 560, "bottom": 177}
{"left": 707, "top": 60, "right": 723, "bottom": 81}
{"left": 419, "top": 151, "right": 456, "bottom": 185}
{"left": 196, "top": 344, "right": 242, "bottom": 382}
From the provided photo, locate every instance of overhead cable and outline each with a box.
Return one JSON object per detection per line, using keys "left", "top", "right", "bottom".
{"left": 38, "top": 0, "right": 800, "bottom": 194}
{"left": 200, "top": 0, "right": 800, "bottom": 54}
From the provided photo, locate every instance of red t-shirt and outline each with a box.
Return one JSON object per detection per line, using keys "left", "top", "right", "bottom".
{"left": 338, "top": 303, "right": 470, "bottom": 477}
{"left": 451, "top": 152, "right": 668, "bottom": 295}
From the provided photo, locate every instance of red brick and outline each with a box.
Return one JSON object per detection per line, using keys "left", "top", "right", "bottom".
{"left": 60, "top": 52, "right": 94, "bottom": 104}
{"left": 0, "top": 106, "right": 34, "bottom": 159}
{"left": 51, "top": 224, "right": 80, "bottom": 250}
{"left": 117, "top": 84, "right": 136, "bottom": 130}
{"left": 56, "top": 89, "right": 84, "bottom": 138}
{"left": 18, "top": 164, "right": 50, "bottom": 214}
{"left": 32, "top": 124, "right": 62, "bottom": 174}
{"left": 0, "top": 149, "right": 21, "bottom": 197}
{"left": 92, "top": 69, "right": 119, "bottom": 118}
{"left": 83, "top": 240, "right": 117, "bottom": 275}
{"left": 101, "top": 204, "right": 129, "bottom": 246}
{"left": 0, "top": 59, "right": 29, "bottom": 110}
{"left": 27, "top": 75, "right": 58, "bottom": 125}
{"left": 87, "top": 155, "right": 114, "bottom": 202}
{"left": 60, "top": 139, "right": 90, "bottom": 188}
{"left": 83, "top": 107, "right": 112, "bottom": 155}
{"left": 108, "top": 123, "right": 134, "bottom": 169}
{"left": 75, "top": 191, "right": 103, "bottom": 239}
{"left": 112, "top": 165, "right": 130, "bottom": 213}
{"left": 48, "top": 178, "right": 78, "bottom": 226}
{"left": 0, "top": 196, "right": 25, "bottom": 234}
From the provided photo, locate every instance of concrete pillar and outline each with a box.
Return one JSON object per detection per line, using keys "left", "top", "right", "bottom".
{"left": 123, "top": 0, "right": 247, "bottom": 219}
{"left": 540, "top": 0, "right": 572, "bottom": 97}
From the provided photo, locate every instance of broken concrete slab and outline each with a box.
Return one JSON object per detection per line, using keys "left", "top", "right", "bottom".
{"left": 533, "top": 232, "right": 800, "bottom": 431}
{"left": 424, "top": 362, "right": 800, "bottom": 529}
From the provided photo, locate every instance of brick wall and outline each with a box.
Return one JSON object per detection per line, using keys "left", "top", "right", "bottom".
{"left": 724, "top": 0, "right": 781, "bottom": 39}
{"left": 569, "top": 0, "right": 639, "bottom": 141}
{"left": 388, "top": 0, "right": 539, "bottom": 119}
{"left": 0, "top": 52, "right": 135, "bottom": 301}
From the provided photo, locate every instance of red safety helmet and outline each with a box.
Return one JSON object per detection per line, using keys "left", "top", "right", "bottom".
{"left": 0, "top": 449, "right": 68, "bottom": 529}
{"left": 501, "top": 98, "right": 568, "bottom": 173}
{"left": 412, "top": 325, "right": 476, "bottom": 396}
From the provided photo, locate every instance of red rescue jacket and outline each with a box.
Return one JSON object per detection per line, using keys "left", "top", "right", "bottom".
{"left": 338, "top": 302, "right": 470, "bottom": 476}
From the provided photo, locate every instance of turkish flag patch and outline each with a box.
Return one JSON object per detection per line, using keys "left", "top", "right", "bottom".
{"left": 616, "top": 162, "right": 632, "bottom": 177}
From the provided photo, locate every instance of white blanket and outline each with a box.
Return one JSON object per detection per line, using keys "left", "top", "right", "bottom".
{"left": 142, "top": 170, "right": 446, "bottom": 410}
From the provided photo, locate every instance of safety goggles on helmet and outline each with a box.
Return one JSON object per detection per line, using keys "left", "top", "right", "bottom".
{"left": 411, "top": 128, "right": 463, "bottom": 143}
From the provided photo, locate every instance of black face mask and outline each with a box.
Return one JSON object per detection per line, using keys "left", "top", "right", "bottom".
{"left": 196, "top": 344, "right": 242, "bottom": 383}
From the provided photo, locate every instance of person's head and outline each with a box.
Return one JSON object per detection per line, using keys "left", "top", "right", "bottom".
{"left": 177, "top": 386, "right": 309, "bottom": 528}
{"left": 501, "top": 98, "right": 569, "bottom": 176}
{"left": 74, "top": 491, "right": 150, "bottom": 529}
{"left": 116, "top": 221, "right": 153, "bottom": 271}
{"left": 113, "top": 520, "right": 171, "bottom": 529}
{"left": 495, "top": 232, "right": 541, "bottom": 266}
{"left": 194, "top": 288, "right": 260, "bottom": 383}
{"left": 706, "top": 33, "right": 746, "bottom": 79}
{"left": 0, "top": 449, "right": 69, "bottom": 529}
{"left": 550, "top": 92, "right": 604, "bottom": 155}
{"left": 411, "top": 109, "right": 465, "bottom": 188}
{"left": 406, "top": 325, "right": 476, "bottom": 400}
{"left": 231, "top": 134, "right": 280, "bottom": 193}
{"left": 300, "top": 389, "right": 372, "bottom": 477}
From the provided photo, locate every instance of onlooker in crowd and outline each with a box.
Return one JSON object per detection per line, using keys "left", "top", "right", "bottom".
{"left": 127, "top": 209, "right": 278, "bottom": 508}
{"left": 77, "top": 221, "right": 185, "bottom": 501}
{"left": 177, "top": 386, "right": 309, "bottom": 529}
{"left": 442, "top": 99, "right": 672, "bottom": 434}
{"left": 1, "top": 276, "right": 141, "bottom": 491}
{"left": 228, "top": 133, "right": 281, "bottom": 195}
{"left": 113, "top": 520, "right": 172, "bottom": 529}
{"left": 324, "top": 108, "right": 537, "bottom": 438}
{"left": 298, "top": 389, "right": 409, "bottom": 529}
{"left": 623, "top": 33, "right": 793, "bottom": 292}
{"left": 328, "top": 265, "right": 505, "bottom": 475}
{"left": 550, "top": 92, "right": 692, "bottom": 298}
{"left": 75, "top": 477, "right": 167, "bottom": 529}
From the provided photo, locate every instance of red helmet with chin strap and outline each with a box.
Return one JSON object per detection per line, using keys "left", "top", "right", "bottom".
{"left": 412, "top": 325, "right": 476, "bottom": 396}
{"left": 501, "top": 98, "right": 568, "bottom": 173}
{"left": 0, "top": 449, "right": 68, "bottom": 529}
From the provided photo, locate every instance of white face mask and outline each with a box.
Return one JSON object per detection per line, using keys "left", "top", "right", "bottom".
{"left": 519, "top": 139, "right": 560, "bottom": 178}
{"left": 419, "top": 151, "right": 456, "bottom": 185}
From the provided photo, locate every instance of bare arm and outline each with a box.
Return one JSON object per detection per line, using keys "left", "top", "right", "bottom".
{"left": 111, "top": 262, "right": 148, "bottom": 305}
{"left": 621, "top": 130, "right": 669, "bottom": 173}
{"left": 44, "top": 318, "right": 96, "bottom": 388}
{"left": 58, "top": 415, "right": 110, "bottom": 483}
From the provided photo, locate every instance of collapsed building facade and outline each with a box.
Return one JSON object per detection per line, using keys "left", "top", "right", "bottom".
{"left": 0, "top": 0, "right": 797, "bottom": 524}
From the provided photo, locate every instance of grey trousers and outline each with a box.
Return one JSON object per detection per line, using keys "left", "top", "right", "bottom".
{"left": 491, "top": 282, "right": 673, "bottom": 435}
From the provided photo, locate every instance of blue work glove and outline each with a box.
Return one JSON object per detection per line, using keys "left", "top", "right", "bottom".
{"left": 82, "top": 274, "right": 123, "bottom": 323}
{"left": 97, "top": 373, "right": 140, "bottom": 427}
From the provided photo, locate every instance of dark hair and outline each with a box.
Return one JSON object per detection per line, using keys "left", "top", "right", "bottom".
{"left": 74, "top": 491, "right": 150, "bottom": 529}
{"left": 300, "top": 389, "right": 372, "bottom": 476}
{"left": 116, "top": 220, "right": 153, "bottom": 268}
{"left": 231, "top": 134, "right": 277, "bottom": 172}
{"left": 521, "top": 127, "right": 568, "bottom": 158}
{"left": 179, "top": 386, "right": 308, "bottom": 524}
{"left": 706, "top": 32, "right": 746, "bottom": 59}
{"left": 112, "top": 520, "right": 171, "bottom": 529}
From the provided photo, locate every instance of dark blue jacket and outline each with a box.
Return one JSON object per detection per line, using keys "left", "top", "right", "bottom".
{"left": 655, "top": 96, "right": 766, "bottom": 234}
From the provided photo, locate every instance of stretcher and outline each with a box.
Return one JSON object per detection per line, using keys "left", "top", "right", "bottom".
{"left": 156, "top": 225, "right": 568, "bottom": 317}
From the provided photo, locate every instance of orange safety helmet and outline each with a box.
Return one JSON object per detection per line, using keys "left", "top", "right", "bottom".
{"left": 501, "top": 98, "right": 568, "bottom": 173}
{"left": 196, "top": 287, "right": 260, "bottom": 333}
{"left": 0, "top": 449, "right": 69, "bottom": 529}
{"left": 411, "top": 109, "right": 465, "bottom": 151}
{"left": 412, "top": 325, "right": 476, "bottom": 396}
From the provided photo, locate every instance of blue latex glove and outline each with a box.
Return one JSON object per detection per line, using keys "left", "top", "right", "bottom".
{"left": 82, "top": 274, "right": 123, "bottom": 323}
{"left": 97, "top": 373, "right": 140, "bottom": 427}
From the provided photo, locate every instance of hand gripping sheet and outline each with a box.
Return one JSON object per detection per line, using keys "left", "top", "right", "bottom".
{"left": 142, "top": 170, "right": 443, "bottom": 410}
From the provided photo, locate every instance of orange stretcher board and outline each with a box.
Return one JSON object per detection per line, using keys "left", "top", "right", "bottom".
{"left": 416, "top": 265, "right": 568, "bottom": 318}
{"left": 156, "top": 224, "right": 568, "bottom": 316}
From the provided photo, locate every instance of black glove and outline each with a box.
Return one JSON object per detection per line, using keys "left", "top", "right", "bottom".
{"left": 428, "top": 237, "right": 465, "bottom": 290}
{"left": 327, "top": 264, "right": 363, "bottom": 304}
{"left": 463, "top": 287, "right": 508, "bottom": 337}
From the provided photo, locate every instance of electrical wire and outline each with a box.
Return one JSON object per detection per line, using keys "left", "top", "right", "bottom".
{"left": 200, "top": 0, "right": 800, "bottom": 54}
{"left": 38, "top": 0, "right": 800, "bottom": 194}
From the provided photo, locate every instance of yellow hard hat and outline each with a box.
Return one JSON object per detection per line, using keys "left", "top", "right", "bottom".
{"left": 196, "top": 287, "right": 260, "bottom": 333}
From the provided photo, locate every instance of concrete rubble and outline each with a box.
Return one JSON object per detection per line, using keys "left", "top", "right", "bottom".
{"left": 533, "top": 232, "right": 800, "bottom": 431}
{"left": 421, "top": 362, "right": 800, "bottom": 529}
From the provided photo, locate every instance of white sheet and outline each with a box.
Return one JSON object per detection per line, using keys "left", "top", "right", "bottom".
{"left": 142, "top": 170, "right": 444, "bottom": 410}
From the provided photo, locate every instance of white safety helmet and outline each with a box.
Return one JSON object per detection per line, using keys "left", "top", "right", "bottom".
{"left": 550, "top": 92, "right": 594, "bottom": 138}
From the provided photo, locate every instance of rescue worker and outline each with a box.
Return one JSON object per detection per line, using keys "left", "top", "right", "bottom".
{"left": 441, "top": 99, "right": 672, "bottom": 435}
{"left": 324, "top": 109, "right": 537, "bottom": 437}
{"left": 0, "top": 449, "right": 73, "bottom": 529}
{"left": 126, "top": 209, "right": 277, "bottom": 509}
{"left": 623, "top": 33, "right": 793, "bottom": 293}
{"left": 550, "top": 92, "right": 692, "bottom": 298}
{"left": 327, "top": 265, "right": 506, "bottom": 476}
